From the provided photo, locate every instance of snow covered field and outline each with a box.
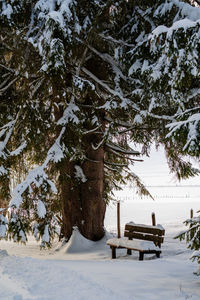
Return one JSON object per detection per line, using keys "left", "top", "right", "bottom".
{"left": 0, "top": 148, "right": 200, "bottom": 300}
{"left": 1, "top": 194, "right": 200, "bottom": 300}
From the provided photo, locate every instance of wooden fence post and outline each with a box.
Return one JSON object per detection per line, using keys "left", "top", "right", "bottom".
{"left": 190, "top": 209, "right": 193, "bottom": 219}
{"left": 152, "top": 212, "right": 156, "bottom": 226}
{"left": 117, "top": 201, "right": 121, "bottom": 238}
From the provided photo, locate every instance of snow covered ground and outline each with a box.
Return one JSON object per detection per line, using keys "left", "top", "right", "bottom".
{"left": 1, "top": 200, "right": 200, "bottom": 300}
{"left": 0, "top": 147, "right": 200, "bottom": 300}
{"left": 0, "top": 217, "right": 200, "bottom": 300}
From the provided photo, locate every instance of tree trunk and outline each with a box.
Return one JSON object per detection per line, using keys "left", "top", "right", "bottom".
{"left": 54, "top": 81, "right": 106, "bottom": 241}
{"left": 60, "top": 129, "right": 106, "bottom": 241}
{"left": 81, "top": 131, "right": 106, "bottom": 241}
{"left": 60, "top": 158, "right": 83, "bottom": 240}
{"left": 0, "top": 178, "right": 10, "bottom": 215}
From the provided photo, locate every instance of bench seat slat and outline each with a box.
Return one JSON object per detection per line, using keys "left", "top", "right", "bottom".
{"left": 107, "top": 238, "right": 160, "bottom": 252}
{"left": 125, "top": 223, "right": 165, "bottom": 235}
{"left": 124, "top": 231, "right": 164, "bottom": 244}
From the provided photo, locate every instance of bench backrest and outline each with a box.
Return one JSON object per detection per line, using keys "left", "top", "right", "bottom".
{"left": 124, "top": 223, "right": 165, "bottom": 247}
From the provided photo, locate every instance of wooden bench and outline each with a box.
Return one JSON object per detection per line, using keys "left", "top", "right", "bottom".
{"left": 107, "top": 222, "right": 165, "bottom": 260}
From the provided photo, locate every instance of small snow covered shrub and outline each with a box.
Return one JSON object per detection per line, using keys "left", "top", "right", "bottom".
{"left": 7, "top": 208, "right": 29, "bottom": 243}
{"left": 176, "top": 212, "right": 200, "bottom": 275}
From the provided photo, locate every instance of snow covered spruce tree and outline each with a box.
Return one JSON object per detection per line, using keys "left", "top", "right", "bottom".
{"left": 115, "top": 0, "right": 200, "bottom": 174}
{"left": 0, "top": 0, "right": 150, "bottom": 244}
{"left": 0, "top": 0, "right": 199, "bottom": 245}
{"left": 176, "top": 213, "right": 200, "bottom": 275}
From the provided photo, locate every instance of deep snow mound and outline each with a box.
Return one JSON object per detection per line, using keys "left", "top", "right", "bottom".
{"left": 56, "top": 227, "right": 113, "bottom": 254}
{"left": 58, "top": 227, "right": 96, "bottom": 253}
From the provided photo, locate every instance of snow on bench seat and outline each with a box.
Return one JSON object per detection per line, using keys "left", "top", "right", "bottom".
{"left": 106, "top": 238, "right": 160, "bottom": 252}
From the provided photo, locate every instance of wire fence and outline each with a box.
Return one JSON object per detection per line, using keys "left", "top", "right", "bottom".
{"left": 114, "top": 185, "right": 200, "bottom": 202}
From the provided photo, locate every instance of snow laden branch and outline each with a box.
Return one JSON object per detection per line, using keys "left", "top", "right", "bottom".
{"left": 0, "top": 114, "right": 25, "bottom": 176}
{"left": 6, "top": 124, "right": 67, "bottom": 245}
{"left": 127, "top": 172, "right": 154, "bottom": 200}
{"left": 85, "top": 44, "right": 129, "bottom": 82}
{"left": 82, "top": 67, "right": 139, "bottom": 111}
{"left": 175, "top": 213, "right": 200, "bottom": 273}
{"left": 0, "top": 120, "right": 16, "bottom": 159}
{"left": 99, "top": 33, "right": 135, "bottom": 47}
{"left": 10, "top": 127, "right": 66, "bottom": 209}
{"left": 166, "top": 113, "right": 200, "bottom": 154}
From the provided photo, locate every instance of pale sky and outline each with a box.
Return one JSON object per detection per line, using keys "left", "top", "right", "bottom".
{"left": 131, "top": 145, "right": 200, "bottom": 187}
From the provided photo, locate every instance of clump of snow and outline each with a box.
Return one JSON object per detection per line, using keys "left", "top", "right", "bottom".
{"left": 33, "top": 223, "right": 39, "bottom": 241}
{"left": 57, "top": 102, "right": 80, "bottom": 125}
{"left": 0, "top": 214, "right": 8, "bottom": 238}
{"left": 154, "top": 0, "right": 200, "bottom": 21}
{"left": 1, "top": 3, "right": 13, "bottom": 19}
{"left": 9, "top": 141, "right": 27, "bottom": 156}
{"left": 0, "top": 166, "right": 8, "bottom": 175}
{"left": 59, "top": 227, "right": 95, "bottom": 253}
{"left": 74, "top": 165, "right": 87, "bottom": 183}
{"left": 19, "top": 230, "right": 26, "bottom": 243}
{"left": 42, "top": 224, "right": 50, "bottom": 244}
{"left": 133, "top": 114, "right": 143, "bottom": 124}
{"left": 37, "top": 200, "right": 46, "bottom": 218}
{"left": 128, "top": 60, "right": 142, "bottom": 76}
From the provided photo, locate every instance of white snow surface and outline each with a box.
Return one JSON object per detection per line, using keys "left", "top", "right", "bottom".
{"left": 1, "top": 202, "right": 200, "bottom": 299}
{"left": 106, "top": 238, "right": 160, "bottom": 251}
{"left": 37, "top": 200, "right": 46, "bottom": 218}
{"left": 0, "top": 147, "right": 200, "bottom": 299}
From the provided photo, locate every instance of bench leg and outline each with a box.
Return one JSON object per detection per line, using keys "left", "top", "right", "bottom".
{"left": 139, "top": 252, "right": 144, "bottom": 261}
{"left": 111, "top": 247, "right": 116, "bottom": 259}
{"left": 127, "top": 249, "right": 132, "bottom": 255}
{"left": 156, "top": 252, "right": 161, "bottom": 258}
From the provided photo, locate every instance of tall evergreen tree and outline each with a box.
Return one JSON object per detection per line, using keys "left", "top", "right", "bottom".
{"left": 0, "top": 0, "right": 199, "bottom": 245}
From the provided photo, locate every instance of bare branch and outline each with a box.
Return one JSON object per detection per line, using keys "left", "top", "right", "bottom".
{"left": 0, "top": 76, "right": 19, "bottom": 96}
{"left": 100, "top": 34, "right": 135, "bottom": 47}
{"left": 82, "top": 125, "right": 102, "bottom": 135}
{"left": 105, "top": 147, "right": 143, "bottom": 162}
{"left": 104, "top": 165, "right": 119, "bottom": 172}
{"left": 104, "top": 161, "right": 127, "bottom": 167}
{"left": 0, "top": 74, "right": 12, "bottom": 89}
{"left": 92, "top": 138, "right": 106, "bottom": 151}
{"left": 105, "top": 142, "right": 140, "bottom": 156}
{"left": 0, "top": 63, "right": 15, "bottom": 73}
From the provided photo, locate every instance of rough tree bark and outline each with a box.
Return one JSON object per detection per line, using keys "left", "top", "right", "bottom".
{"left": 60, "top": 125, "right": 106, "bottom": 241}
{"left": 81, "top": 128, "right": 106, "bottom": 241}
